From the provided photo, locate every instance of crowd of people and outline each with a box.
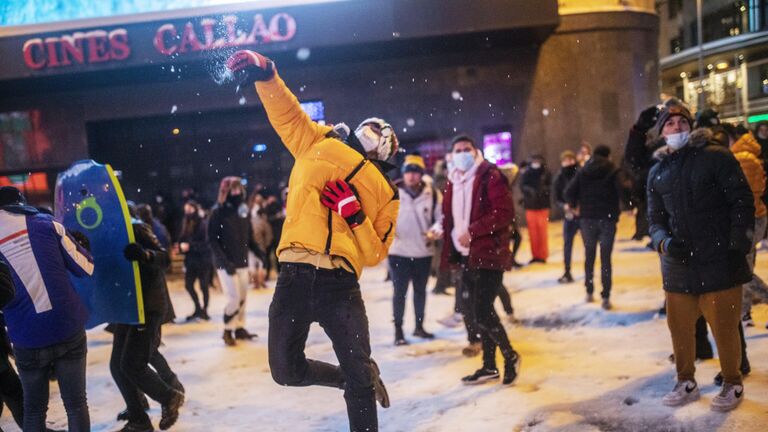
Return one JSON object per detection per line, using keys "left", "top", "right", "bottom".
{"left": 0, "top": 47, "right": 767, "bottom": 431}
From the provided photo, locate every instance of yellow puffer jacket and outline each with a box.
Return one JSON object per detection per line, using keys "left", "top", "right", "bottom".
{"left": 255, "top": 74, "right": 399, "bottom": 277}
{"left": 731, "top": 132, "right": 767, "bottom": 218}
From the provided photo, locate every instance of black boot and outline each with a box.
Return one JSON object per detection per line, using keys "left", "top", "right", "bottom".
{"left": 557, "top": 272, "right": 574, "bottom": 284}
{"left": 223, "top": 330, "right": 236, "bottom": 347}
{"left": 394, "top": 326, "right": 409, "bottom": 346}
{"left": 370, "top": 359, "right": 390, "bottom": 408}
{"left": 119, "top": 420, "right": 154, "bottom": 432}
{"left": 413, "top": 325, "right": 435, "bottom": 339}
{"left": 117, "top": 394, "right": 150, "bottom": 421}
{"left": 502, "top": 351, "right": 522, "bottom": 385}
{"left": 159, "top": 390, "right": 184, "bottom": 430}
{"left": 234, "top": 328, "right": 257, "bottom": 340}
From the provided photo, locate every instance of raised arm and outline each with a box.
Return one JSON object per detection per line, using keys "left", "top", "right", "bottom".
{"left": 227, "top": 50, "right": 331, "bottom": 158}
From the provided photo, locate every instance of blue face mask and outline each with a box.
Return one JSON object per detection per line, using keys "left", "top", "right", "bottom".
{"left": 453, "top": 152, "right": 476, "bottom": 172}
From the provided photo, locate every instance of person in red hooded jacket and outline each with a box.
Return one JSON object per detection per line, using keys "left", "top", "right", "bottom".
{"left": 441, "top": 135, "right": 521, "bottom": 385}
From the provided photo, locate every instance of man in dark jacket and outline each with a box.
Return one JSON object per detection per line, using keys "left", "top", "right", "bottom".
{"left": 648, "top": 104, "right": 754, "bottom": 412}
{"left": 520, "top": 154, "right": 552, "bottom": 263}
{"left": 208, "top": 176, "right": 261, "bottom": 346}
{"left": 0, "top": 260, "right": 24, "bottom": 430}
{"left": 442, "top": 135, "right": 521, "bottom": 386}
{"left": 553, "top": 150, "right": 579, "bottom": 283}
{"left": 565, "top": 145, "right": 629, "bottom": 309}
{"left": 111, "top": 220, "right": 184, "bottom": 432}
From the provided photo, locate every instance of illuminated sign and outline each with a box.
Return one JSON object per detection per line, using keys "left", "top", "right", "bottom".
{"left": 299, "top": 100, "right": 324, "bottom": 121}
{"left": 22, "top": 29, "right": 130, "bottom": 70}
{"left": 153, "top": 13, "right": 296, "bottom": 56}
{"left": 483, "top": 131, "right": 513, "bottom": 165}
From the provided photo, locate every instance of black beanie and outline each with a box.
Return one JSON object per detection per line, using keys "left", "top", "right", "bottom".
{"left": 0, "top": 186, "right": 24, "bottom": 207}
{"left": 655, "top": 101, "right": 693, "bottom": 135}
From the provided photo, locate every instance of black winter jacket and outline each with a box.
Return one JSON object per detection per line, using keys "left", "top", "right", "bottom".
{"left": 647, "top": 129, "right": 755, "bottom": 295}
{"left": 179, "top": 215, "right": 212, "bottom": 266}
{"left": 553, "top": 165, "right": 578, "bottom": 207}
{"left": 208, "top": 201, "right": 259, "bottom": 271}
{"left": 565, "top": 156, "right": 625, "bottom": 221}
{"left": 0, "top": 260, "right": 13, "bottom": 309}
{"left": 132, "top": 221, "right": 172, "bottom": 317}
{"left": 624, "top": 126, "right": 665, "bottom": 200}
{"left": 520, "top": 166, "right": 552, "bottom": 210}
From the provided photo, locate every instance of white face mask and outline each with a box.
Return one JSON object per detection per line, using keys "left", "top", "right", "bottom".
{"left": 530, "top": 162, "right": 542, "bottom": 170}
{"left": 665, "top": 131, "right": 689, "bottom": 151}
{"left": 453, "top": 152, "right": 476, "bottom": 172}
{"left": 355, "top": 125, "right": 380, "bottom": 154}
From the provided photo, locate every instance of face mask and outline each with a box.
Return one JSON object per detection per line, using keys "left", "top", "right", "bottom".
{"left": 227, "top": 193, "right": 243, "bottom": 206}
{"left": 453, "top": 152, "right": 476, "bottom": 172}
{"left": 530, "top": 162, "right": 542, "bottom": 170}
{"left": 665, "top": 131, "right": 689, "bottom": 151}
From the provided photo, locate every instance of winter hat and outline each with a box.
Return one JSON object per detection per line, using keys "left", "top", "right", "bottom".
{"left": 402, "top": 153, "right": 426, "bottom": 174}
{"left": 655, "top": 99, "right": 693, "bottom": 135}
{"left": 355, "top": 118, "right": 399, "bottom": 161}
{"left": 560, "top": 150, "right": 576, "bottom": 161}
{"left": 695, "top": 108, "right": 720, "bottom": 129}
{"left": 0, "top": 186, "right": 24, "bottom": 207}
{"left": 593, "top": 145, "right": 611, "bottom": 158}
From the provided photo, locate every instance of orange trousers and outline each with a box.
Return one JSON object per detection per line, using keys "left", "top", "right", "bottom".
{"left": 525, "top": 209, "right": 549, "bottom": 260}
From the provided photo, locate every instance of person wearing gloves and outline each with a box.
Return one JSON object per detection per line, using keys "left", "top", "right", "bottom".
{"left": 647, "top": 103, "right": 754, "bottom": 412}
{"left": 389, "top": 153, "right": 440, "bottom": 346}
{"left": 226, "top": 49, "right": 399, "bottom": 432}
{"left": 440, "top": 135, "right": 521, "bottom": 386}
{"left": 0, "top": 186, "right": 94, "bottom": 432}
{"left": 208, "top": 177, "right": 261, "bottom": 346}
{"left": 111, "top": 219, "right": 184, "bottom": 432}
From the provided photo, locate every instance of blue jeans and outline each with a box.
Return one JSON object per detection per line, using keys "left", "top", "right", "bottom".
{"left": 13, "top": 331, "right": 89, "bottom": 432}
{"left": 563, "top": 217, "right": 580, "bottom": 273}
{"left": 388, "top": 256, "right": 432, "bottom": 328}
{"left": 580, "top": 218, "right": 617, "bottom": 299}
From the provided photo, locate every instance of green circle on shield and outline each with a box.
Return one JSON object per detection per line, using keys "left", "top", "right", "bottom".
{"left": 76, "top": 197, "right": 103, "bottom": 230}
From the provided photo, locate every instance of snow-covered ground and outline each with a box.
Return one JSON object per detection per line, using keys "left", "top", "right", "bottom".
{"left": 2, "top": 215, "right": 767, "bottom": 431}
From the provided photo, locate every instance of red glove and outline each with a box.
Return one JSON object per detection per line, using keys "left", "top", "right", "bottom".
{"left": 225, "top": 50, "right": 275, "bottom": 84}
{"left": 321, "top": 180, "right": 365, "bottom": 228}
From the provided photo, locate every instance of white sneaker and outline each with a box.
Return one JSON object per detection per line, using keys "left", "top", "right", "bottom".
{"left": 662, "top": 380, "right": 700, "bottom": 407}
{"left": 438, "top": 313, "right": 463, "bottom": 328}
{"left": 711, "top": 383, "right": 744, "bottom": 412}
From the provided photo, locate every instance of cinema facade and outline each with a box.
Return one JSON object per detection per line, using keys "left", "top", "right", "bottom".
{"left": 0, "top": 0, "right": 658, "bottom": 206}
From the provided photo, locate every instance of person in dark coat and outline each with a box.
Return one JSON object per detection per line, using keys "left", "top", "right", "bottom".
{"left": 648, "top": 103, "right": 754, "bottom": 412}
{"left": 0, "top": 260, "right": 24, "bottom": 430}
{"left": 110, "top": 220, "right": 184, "bottom": 432}
{"left": 553, "top": 150, "right": 579, "bottom": 283}
{"left": 208, "top": 177, "right": 261, "bottom": 346}
{"left": 565, "top": 145, "right": 630, "bottom": 309}
{"left": 519, "top": 154, "right": 552, "bottom": 263}
{"left": 624, "top": 104, "right": 666, "bottom": 242}
{"left": 178, "top": 201, "right": 212, "bottom": 321}
{"left": 441, "top": 135, "right": 521, "bottom": 386}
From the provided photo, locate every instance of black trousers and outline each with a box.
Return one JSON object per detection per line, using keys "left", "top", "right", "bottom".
{"left": 268, "top": 263, "right": 377, "bottom": 432}
{"left": 0, "top": 358, "right": 24, "bottom": 428}
{"left": 461, "top": 265, "right": 515, "bottom": 370}
{"left": 184, "top": 258, "right": 211, "bottom": 313}
{"left": 110, "top": 313, "right": 176, "bottom": 424}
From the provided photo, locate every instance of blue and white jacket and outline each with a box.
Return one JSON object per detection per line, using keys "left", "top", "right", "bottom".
{"left": 0, "top": 205, "right": 94, "bottom": 349}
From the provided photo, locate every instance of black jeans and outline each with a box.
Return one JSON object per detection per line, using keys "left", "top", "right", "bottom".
{"left": 110, "top": 313, "right": 176, "bottom": 424}
{"left": 0, "top": 356, "right": 24, "bottom": 428}
{"left": 562, "top": 217, "right": 580, "bottom": 273}
{"left": 580, "top": 218, "right": 617, "bottom": 299}
{"left": 268, "top": 263, "right": 376, "bottom": 432}
{"left": 461, "top": 265, "right": 515, "bottom": 370}
{"left": 184, "top": 258, "right": 211, "bottom": 313}
{"left": 497, "top": 285, "right": 514, "bottom": 315}
{"left": 389, "top": 256, "right": 432, "bottom": 328}
{"left": 13, "top": 331, "right": 89, "bottom": 432}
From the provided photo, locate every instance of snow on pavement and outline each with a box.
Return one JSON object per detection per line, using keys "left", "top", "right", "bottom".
{"left": 2, "top": 216, "right": 767, "bottom": 431}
